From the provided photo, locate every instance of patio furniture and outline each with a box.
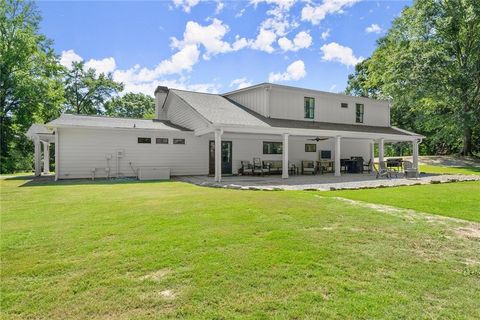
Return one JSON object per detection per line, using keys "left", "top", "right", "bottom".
{"left": 363, "top": 159, "right": 372, "bottom": 173}
{"left": 340, "top": 158, "right": 349, "bottom": 173}
{"left": 302, "top": 160, "right": 316, "bottom": 175}
{"left": 343, "top": 157, "right": 363, "bottom": 174}
{"left": 263, "top": 160, "right": 282, "bottom": 174}
{"left": 289, "top": 162, "right": 299, "bottom": 175}
{"left": 316, "top": 160, "right": 334, "bottom": 174}
{"left": 253, "top": 157, "right": 267, "bottom": 175}
{"left": 403, "top": 160, "right": 418, "bottom": 178}
{"left": 387, "top": 158, "right": 403, "bottom": 172}
{"left": 376, "top": 161, "right": 397, "bottom": 179}
{"left": 240, "top": 161, "right": 253, "bottom": 175}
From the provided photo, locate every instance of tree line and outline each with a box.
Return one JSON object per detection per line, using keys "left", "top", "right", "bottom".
{"left": 346, "top": 0, "right": 480, "bottom": 156}
{"left": 2, "top": 0, "right": 479, "bottom": 174}
{"left": 0, "top": 0, "right": 154, "bottom": 173}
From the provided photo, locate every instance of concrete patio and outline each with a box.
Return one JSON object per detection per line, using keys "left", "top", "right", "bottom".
{"left": 176, "top": 173, "right": 480, "bottom": 191}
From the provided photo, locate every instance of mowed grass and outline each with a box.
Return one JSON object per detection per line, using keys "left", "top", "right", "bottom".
{"left": 325, "top": 181, "right": 480, "bottom": 222}
{"left": 419, "top": 164, "right": 480, "bottom": 175}
{"left": 1, "top": 178, "right": 480, "bottom": 319}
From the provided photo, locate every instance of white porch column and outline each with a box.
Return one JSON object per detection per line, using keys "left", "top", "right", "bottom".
{"left": 282, "top": 133, "right": 289, "bottom": 179}
{"left": 378, "top": 138, "right": 385, "bottom": 163}
{"left": 369, "top": 141, "right": 375, "bottom": 171}
{"left": 34, "top": 137, "right": 41, "bottom": 176}
{"left": 42, "top": 141, "right": 50, "bottom": 174}
{"left": 214, "top": 129, "right": 222, "bottom": 182}
{"left": 412, "top": 139, "right": 419, "bottom": 171}
{"left": 334, "top": 135, "right": 341, "bottom": 177}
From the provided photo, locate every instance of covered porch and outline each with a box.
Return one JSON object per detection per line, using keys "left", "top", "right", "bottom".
{"left": 199, "top": 124, "right": 423, "bottom": 183}
{"left": 26, "top": 124, "right": 55, "bottom": 176}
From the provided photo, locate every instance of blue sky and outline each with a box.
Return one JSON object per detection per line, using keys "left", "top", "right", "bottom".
{"left": 37, "top": 0, "right": 411, "bottom": 96}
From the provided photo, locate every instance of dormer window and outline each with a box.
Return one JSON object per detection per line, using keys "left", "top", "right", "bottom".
{"left": 304, "top": 97, "right": 315, "bottom": 119}
{"left": 356, "top": 103, "right": 364, "bottom": 123}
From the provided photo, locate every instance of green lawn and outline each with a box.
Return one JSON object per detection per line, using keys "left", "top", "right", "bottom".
{"left": 419, "top": 164, "right": 480, "bottom": 175}
{"left": 1, "top": 177, "right": 479, "bottom": 319}
{"left": 325, "top": 181, "right": 480, "bottom": 222}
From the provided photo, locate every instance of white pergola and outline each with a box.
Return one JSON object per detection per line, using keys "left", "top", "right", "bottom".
{"left": 196, "top": 125, "right": 423, "bottom": 183}
{"left": 26, "top": 124, "right": 55, "bottom": 176}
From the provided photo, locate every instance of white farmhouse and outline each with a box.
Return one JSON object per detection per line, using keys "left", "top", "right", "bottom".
{"left": 27, "top": 83, "right": 423, "bottom": 181}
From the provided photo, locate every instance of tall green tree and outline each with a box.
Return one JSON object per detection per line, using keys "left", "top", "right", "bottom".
{"left": 346, "top": 0, "right": 480, "bottom": 155}
{"left": 63, "top": 61, "right": 123, "bottom": 115}
{"left": 104, "top": 93, "right": 155, "bottom": 118}
{"left": 0, "top": 0, "right": 64, "bottom": 173}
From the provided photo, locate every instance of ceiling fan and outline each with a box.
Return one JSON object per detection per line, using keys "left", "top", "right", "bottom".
{"left": 307, "top": 136, "right": 329, "bottom": 142}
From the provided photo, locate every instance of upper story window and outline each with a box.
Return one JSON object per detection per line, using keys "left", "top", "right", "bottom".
{"left": 341, "top": 102, "right": 348, "bottom": 108}
{"left": 137, "top": 137, "right": 151, "bottom": 144}
{"left": 263, "top": 141, "right": 282, "bottom": 154}
{"left": 356, "top": 103, "right": 364, "bottom": 123}
{"left": 304, "top": 97, "right": 315, "bottom": 119}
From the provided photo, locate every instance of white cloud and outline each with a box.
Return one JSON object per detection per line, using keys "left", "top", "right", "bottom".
{"left": 365, "top": 23, "right": 382, "bottom": 34}
{"left": 215, "top": 1, "right": 224, "bottom": 14}
{"left": 321, "top": 28, "right": 330, "bottom": 40}
{"left": 172, "top": 19, "right": 248, "bottom": 59}
{"left": 172, "top": 0, "right": 200, "bottom": 13}
{"left": 60, "top": 50, "right": 116, "bottom": 75}
{"left": 268, "top": 60, "right": 306, "bottom": 82}
{"left": 278, "top": 31, "right": 312, "bottom": 52}
{"left": 320, "top": 42, "right": 363, "bottom": 67}
{"left": 84, "top": 57, "right": 116, "bottom": 74}
{"left": 59, "top": 49, "right": 82, "bottom": 68}
{"left": 235, "top": 8, "right": 246, "bottom": 18}
{"left": 230, "top": 77, "right": 253, "bottom": 89}
{"left": 250, "top": 28, "right": 277, "bottom": 53}
{"left": 329, "top": 84, "right": 337, "bottom": 91}
{"left": 301, "top": 0, "right": 360, "bottom": 25}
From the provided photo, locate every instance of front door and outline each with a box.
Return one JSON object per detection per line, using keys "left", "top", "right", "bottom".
{"left": 209, "top": 141, "right": 233, "bottom": 175}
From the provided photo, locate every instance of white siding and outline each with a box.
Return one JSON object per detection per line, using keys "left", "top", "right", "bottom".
{"left": 164, "top": 93, "right": 210, "bottom": 130}
{"left": 57, "top": 128, "right": 209, "bottom": 179}
{"left": 215, "top": 133, "right": 371, "bottom": 174}
{"left": 268, "top": 86, "right": 390, "bottom": 127}
{"left": 225, "top": 86, "right": 269, "bottom": 117}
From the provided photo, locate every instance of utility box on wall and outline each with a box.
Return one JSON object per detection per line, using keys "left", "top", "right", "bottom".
{"left": 138, "top": 167, "right": 170, "bottom": 180}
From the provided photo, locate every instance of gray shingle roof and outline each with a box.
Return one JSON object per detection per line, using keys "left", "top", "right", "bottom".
{"left": 47, "top": 114, "right": 190, "bottom": 131}
{"left": 171, "top": 89, "right": 269, "bottom": 127}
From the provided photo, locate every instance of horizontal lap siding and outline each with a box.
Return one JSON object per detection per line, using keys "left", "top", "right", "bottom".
{"left": 218, "top": 133, "right": 371, "bottom": 174}
{"left": 165, "top": 93, "right": 209, "bottom": 131}
{"left": 269, "top": 86, "right": 390, "bottom": 127}
{"left": 57, "top": 128, "right": 208, "bottom": 179}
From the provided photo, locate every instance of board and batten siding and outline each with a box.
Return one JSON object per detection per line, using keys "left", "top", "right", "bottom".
{"left": 224, "top": 86, "right": 269, "bottom": 117}
{"left": 57, "top": 127, "right": 209, "bottom": 179}
{"left": 268, "top": 86, "right": 390, "bottom": 126}
{"left": 164, "top": 92, "right": 210, "bottom": 131}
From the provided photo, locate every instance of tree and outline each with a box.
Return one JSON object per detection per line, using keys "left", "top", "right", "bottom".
{"left": 346, "top": 0, "right": 480, "bottom": 156}
{"left": 63, "top": 61, "right": 123, "bottom": 115}
{"left": 104, "top": 93, "right": 155, "bottom": 118}
{"left": 0, "top": 0, "right": 64, "bottom": 173}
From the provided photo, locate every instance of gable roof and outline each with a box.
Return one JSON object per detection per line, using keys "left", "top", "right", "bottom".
{"left": 47, "top": 114, "right": 190, "bottom": 131}
{"left": 170, "top": 89, "right": 269, "bottom": 127}
{"left": 164, "top": 88, "right": 418, "bottom": 137}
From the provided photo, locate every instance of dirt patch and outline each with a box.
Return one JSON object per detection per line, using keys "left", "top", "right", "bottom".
{"left": 139, "top": 268, "right": 171, "bottom": 281}
{"left": 455, "top": 227, "right": 480, "bottom": 239}
{"left": 159, "top": 289, "right": 176, "bottom": 300}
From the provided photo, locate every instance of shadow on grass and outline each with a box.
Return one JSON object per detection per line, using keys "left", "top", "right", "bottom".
{"left": 7, "top": 176, "right": 175, "bottom": 188}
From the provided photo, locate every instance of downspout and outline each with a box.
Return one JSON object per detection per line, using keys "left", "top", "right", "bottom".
{"left": 54, "top": 128, "right": 59, "bottom": 181}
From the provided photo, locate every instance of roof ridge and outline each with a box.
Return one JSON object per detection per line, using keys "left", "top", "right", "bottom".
{"left": 61, "top": 113, "right": 152, "bottom": 121}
